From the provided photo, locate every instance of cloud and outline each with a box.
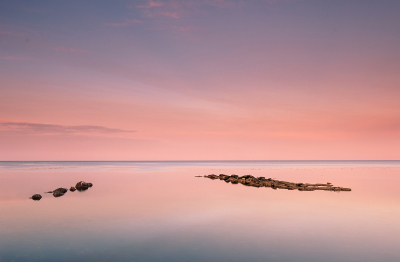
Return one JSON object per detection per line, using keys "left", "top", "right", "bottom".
{"left": 134, "top": 0, "right": 240, "bottom": 20}
{"left": 136, "top": 0, "right": 165, "bottom": 8}
{"left": 0, "top": 122, "right": 136, "bottom": 135}
{"left": 3, "top": 56, "right": 26, "bottom": 61}
{"left": 171, "top": 25, "right": 197, "bottom": 32}
{"left": 0, "top": 30, "right": 22, "bottom": 36}
{"left": 104, "top": 19, "right": 142, "bottom": 27}
{"left": 53, "top": 46, "right": 87, "bottom": 54}
{"left": 137, "top": 1, "right": 184, "bottom": 19}
{"left": 159, "top": 12, "right": 179, "bottom": 18}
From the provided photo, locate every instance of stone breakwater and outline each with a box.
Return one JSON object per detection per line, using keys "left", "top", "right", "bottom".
{"left": 203, "top": 174, "right": 351, "bottom": 192}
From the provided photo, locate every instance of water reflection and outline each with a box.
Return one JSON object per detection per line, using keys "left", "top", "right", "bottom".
{"left": 0, "top": 162, "right": 399, "bottom": 261}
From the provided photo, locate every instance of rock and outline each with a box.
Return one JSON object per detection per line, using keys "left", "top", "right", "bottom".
{"left": 203, "top": 174, "right": 351, "bottom": 192}
{"left": 53, "top": 188, "right": 67, "bottom": 197}
{"left": 315, "top": 187, "right": 331, "bottom": 191}
{"left": 219, "top": 175, "right": 229, "bottom": 180}
{"left": 263, "top": 181, "right": 272, "bottom": 187}
{"left": 227, "top": 177, "right": 238, "bottom": 183}
{"left": 245, "top": 178, "right": 253, "bottom": 184}
{"left": 31, "top": 194, "right": 42, "bottom": 201}
{"left": 205, "top": 174, "right": 219, "bottom": 179}
{"left": 75, "top": 181, "right": 91, "bottom": 191}
{"left": 70, "top": 187, "right": 76, "bottom": 192}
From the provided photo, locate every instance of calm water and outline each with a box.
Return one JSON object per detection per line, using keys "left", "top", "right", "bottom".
{"left": 1, "top": 161, "right": 400, "bottom": 262}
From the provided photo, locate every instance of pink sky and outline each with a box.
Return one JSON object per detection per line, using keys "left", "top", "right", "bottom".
{"left": 0, "top": 0, "right": 399, "bottom": 160}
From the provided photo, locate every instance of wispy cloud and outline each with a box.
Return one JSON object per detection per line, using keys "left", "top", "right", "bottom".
{"left": 136, "top": 0, "right": 165, "bottom": 8}
{"left": 134, "top": 0, "right": 240, "bottom": 20}
{"left": 171, "top": 25, "right": 197, "bottom": 32}
{"left": 53, "top": 46, "right": 87, "bottom": 54}
{"left": 136, "top": 0, "right": 184, "bottom": 18}
{"left": 3, "top": 56, "right": 26, "bottom": 61}
{"left": 104, "top": 18, "right": 142, "bottom": 27}
{"left": 0, "top": 122, "right": 136, "bottom": 135}
{"left": 159, "top": 12, "right": 179, "bottom": 18}
{"left": 0, "top": 30, "right": 22, "bottom": 36}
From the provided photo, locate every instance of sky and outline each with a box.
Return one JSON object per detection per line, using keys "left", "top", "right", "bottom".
{"left": 0, "top": 0, "right": 399, "bottom": 160}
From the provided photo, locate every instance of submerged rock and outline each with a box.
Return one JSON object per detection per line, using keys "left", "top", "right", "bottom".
{"left": 53, "top": 188, "right": 68, "bottom": 197}
{"left": 30, "top": 194, "right": 42, "bottom": 201}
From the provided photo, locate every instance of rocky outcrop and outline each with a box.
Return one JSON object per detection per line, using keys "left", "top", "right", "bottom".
{"left": 30, "top": 194, "right": 42, "bottom": 201}
{"left": 53, "top": 188, "right": 68, "bottom": 197}
{"left": 204, "top": 174, "right": 351, "bottom": 192}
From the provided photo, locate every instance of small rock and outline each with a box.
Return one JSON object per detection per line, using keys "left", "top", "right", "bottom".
{"left": 70, "top": 187, "right": 76, "bottom": 192}
{"left": 75, "top": 181, "right": 93, "bottom": 191}
{"left": 53, "top": 188, "right": 67, "bottom": 197}
{"left": 76, "top": 181, "right": 89, "bottom": 191}
{"left": 30, "top": 194, "right": 42, "bottom": 201}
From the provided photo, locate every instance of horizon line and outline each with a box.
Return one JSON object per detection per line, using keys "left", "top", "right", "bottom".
{"left": 1, "top": 160, "right": 399, "bottom": 162}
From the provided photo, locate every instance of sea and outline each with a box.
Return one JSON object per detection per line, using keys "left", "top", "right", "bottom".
{"left": 0, "top": 160, "right": 399, "bottom": 262}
